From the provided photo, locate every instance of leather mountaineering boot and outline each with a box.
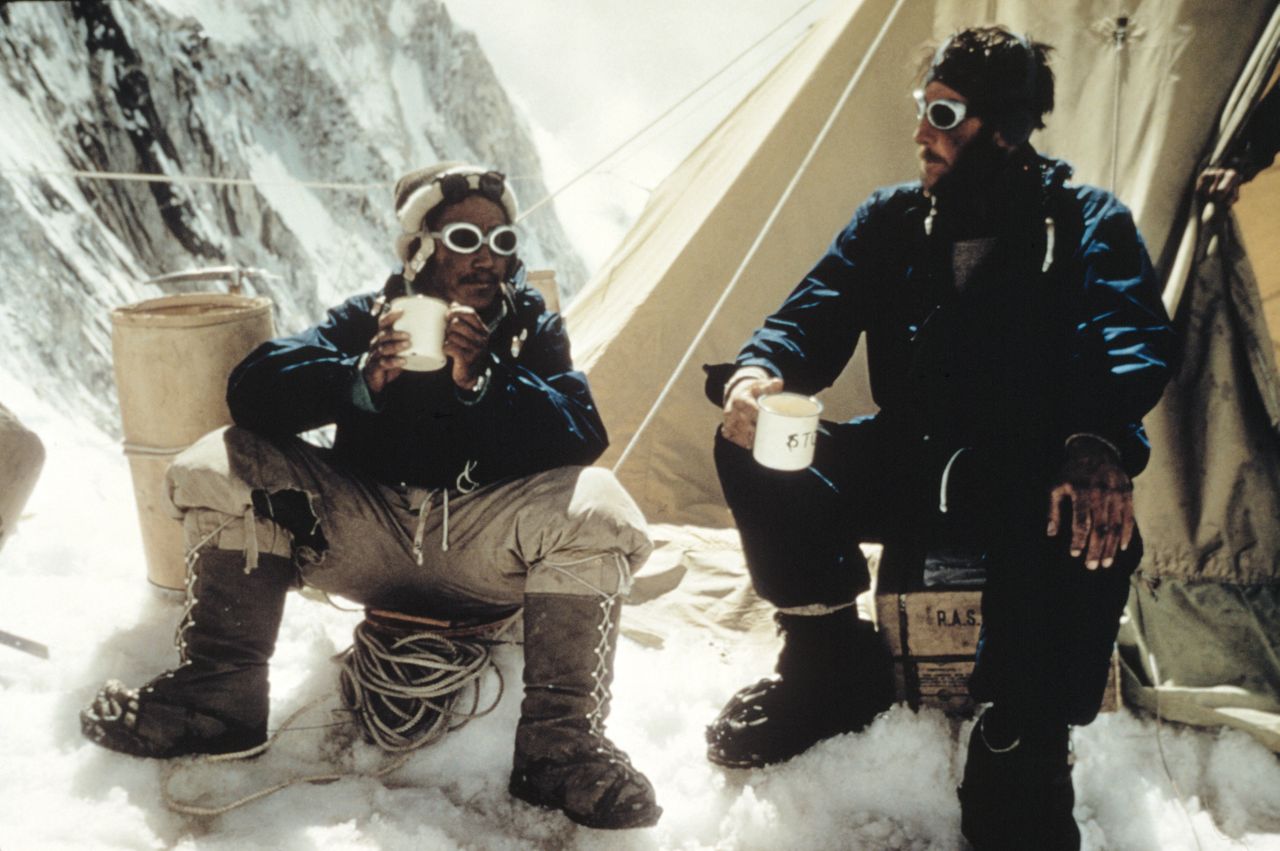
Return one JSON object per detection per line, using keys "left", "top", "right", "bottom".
{"left": 81, "top": 547, "right": 295, "bottom": 759}
{"left": 510, "top": 591, "right": 661, "bottom": 830}
{"left": 706, "top": 607, "right": 894, "bottom": 768}
{"left": 958, "top": 708, "right": 1080, "bottom": 851}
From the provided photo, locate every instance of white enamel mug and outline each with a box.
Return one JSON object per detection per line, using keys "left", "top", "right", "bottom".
{"left": 753, "top": 392, "right": 823, "bottom": 471}
{"left": 389, "top": 295, "right": 449, "bottom": 372}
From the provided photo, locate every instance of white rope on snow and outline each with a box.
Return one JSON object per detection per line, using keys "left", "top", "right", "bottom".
{"left": 161, "top": 613, "right": 517, "bottom": 817}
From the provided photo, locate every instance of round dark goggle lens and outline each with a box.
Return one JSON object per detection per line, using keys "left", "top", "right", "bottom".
{"left": 913, "top": 90, "right": 968, "bottom": 131}
{"left": 491, "top": 229, "right": 518, "bottom": 254}
{"left": 927, "top": 102, "right": 961, "bottom": 129}
{"left": 447, "top": 226, "right": 482, "bottom": 251}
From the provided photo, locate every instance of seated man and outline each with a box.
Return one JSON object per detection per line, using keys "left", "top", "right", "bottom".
{"left": 81, "top": 163, "right": 661, "bottom": 831}
{"left": 703, "top": 28, "right": 1172, "bottom": 850}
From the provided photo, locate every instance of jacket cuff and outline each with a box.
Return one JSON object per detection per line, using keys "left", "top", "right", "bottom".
{"left": 723, "top": 366, "right": 771, "bottom": 404}
{"left": 703, "top": 362, "right": 737, "bottom": 406}
{"left": 455, "top": 365, "right": 493, "bottom": 406}
{"left": 1062, "top": 425, "right": 1151, "bottom": 476}
{"left": 1065, "top": 432, "right": 1121, "bottom": 461}
{"left": 702, "top": 362, "right": 777, "bottom": 406}
{"left": 350, "top": 355, "right": 382, "bottom": 413}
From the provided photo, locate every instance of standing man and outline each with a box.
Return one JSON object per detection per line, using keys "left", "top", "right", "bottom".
{"left": 81, "top": 163, "right": 661, "bottom": 831}
{"left": 704, "top": 28, "right": 1172, "bottom": 849}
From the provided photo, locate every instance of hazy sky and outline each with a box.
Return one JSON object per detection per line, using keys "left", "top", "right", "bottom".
{"left": 446, "top": 0, "right": 835, "bottom": 274}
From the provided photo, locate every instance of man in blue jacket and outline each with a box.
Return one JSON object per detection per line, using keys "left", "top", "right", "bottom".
{"left": 704, "top": 28, "right": 1172, "bottom": 849}
{"left": 81, "top": 163, "right": 661, "bottom": 830}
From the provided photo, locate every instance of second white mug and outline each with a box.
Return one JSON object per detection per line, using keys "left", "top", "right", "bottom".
{"left": 753, "top": 392, "right": 823, "bottom": 471}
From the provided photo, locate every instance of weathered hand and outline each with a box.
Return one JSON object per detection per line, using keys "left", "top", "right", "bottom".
{"left": 363, "top": 308, "right": 409, "bottom": 395}
{"left": 443, "top": 304, "right": 491, "bottom": 390}
{"left": 1196, "top": 167, "right": 1243, "bottom": 211}
{"left": 1046, "top": 437, "right": 1134, "bottom": 569}
{"left": 721, "top": 375, "right": 784, "bottom": 450}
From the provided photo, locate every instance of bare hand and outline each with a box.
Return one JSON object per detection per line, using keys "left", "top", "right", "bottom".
{"left": 1046, "top": 437, "right": 1134, "bottom": 569}
{"left": 721, "top": 375, "right": 785, "bottom": 449}
{"left": 443, "top": 304, "right": 491, "bottom": 390}
{"left": 1196, "top": 167, "right": 1243, "bottom": 210}
{"left": 363, "top": 309, "right": 409, "bottom": 395}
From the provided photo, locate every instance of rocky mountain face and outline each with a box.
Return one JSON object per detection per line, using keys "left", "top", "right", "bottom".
{"left": 0, "top": 0, "right": 584, "bottom": 434}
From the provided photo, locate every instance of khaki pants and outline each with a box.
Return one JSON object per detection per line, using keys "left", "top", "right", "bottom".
{"left": 165, "top": 427, "right": 653, "bottom": 617}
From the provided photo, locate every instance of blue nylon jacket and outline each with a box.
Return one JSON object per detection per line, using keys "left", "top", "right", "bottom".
{"left": 710, "top": 153, "right": 1173, "bottom": 475}
{"left": 227, "top": 265, "right": 607, "bottom": 489}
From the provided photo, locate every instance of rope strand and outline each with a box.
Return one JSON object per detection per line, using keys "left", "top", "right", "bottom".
{"left": 161, "top": 612, "right": 517, "bottom": 816}
{"left": 611, "top": 0, "right": 910, "bottom": 474}
{"left": 515, "top": 0, "right": 819, "bottom": 223}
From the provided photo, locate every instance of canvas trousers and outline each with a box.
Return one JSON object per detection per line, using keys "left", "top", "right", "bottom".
{"left": 714, "top": 417, "right": 1140, "bottom": 727}
{"left": 165, "top": 426, "right": 653, "bottom": 618}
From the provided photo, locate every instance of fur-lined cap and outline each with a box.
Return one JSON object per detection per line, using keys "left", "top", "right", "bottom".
{"left": 392, "top": 163, "right": 519, "bottom": 269}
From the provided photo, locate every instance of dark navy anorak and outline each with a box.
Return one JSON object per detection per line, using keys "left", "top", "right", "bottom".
{"left": 227, "top": 266, "right": 607, "bottom": 490}
{"left": 714, "top": 154, "right": 1173, "bottom": 474}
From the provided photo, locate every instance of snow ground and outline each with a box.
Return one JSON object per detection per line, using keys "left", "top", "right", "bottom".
{"left": 3, "top": 372, "right": 1280, "bottom": 850}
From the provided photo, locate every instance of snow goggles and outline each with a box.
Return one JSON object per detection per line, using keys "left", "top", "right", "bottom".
{"left": 438, "top": 170, "right": 508, "bottom": 206}
{"left": 430, "top": 222, "right": 519, "bottom": 256}
{"left": 914, "top": 89, "right": 969, "bottom": 130}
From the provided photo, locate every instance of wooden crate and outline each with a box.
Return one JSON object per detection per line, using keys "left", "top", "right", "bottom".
{"left": 876, "top": 588, "right": 983, "bottom": 714}
{"left": 874, "top": 587, "right": 1120, "bottom": 716}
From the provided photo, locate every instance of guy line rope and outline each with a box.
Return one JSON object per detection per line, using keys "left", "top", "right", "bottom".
{"left": 611, "top": 0, "right": 910, "bottom": 475}
{"left": 0, "top": 0, "right": 820, "bottom": 223}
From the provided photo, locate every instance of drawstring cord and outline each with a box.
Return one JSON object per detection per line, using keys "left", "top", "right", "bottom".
{"left": 412, "top": 461, "right": 482, "bottom": 563}
{"left": 938, "top": 447, "right": 967, "bottom": 514}
{"left": 1042, "top": 216, "right": 1056, "bottom": 272}
{"left": 441, "top": 491, "right": 450, "bottom": 553}
{"left": 455, "top": 460, "right": 479, "bottom": 493}
{"left": 412, "top": 491, "right": 434, "bottom": 564}
{"left": 243, "top": 506, "right": 259, "bottom": 571}
{"left": 920, "top": 193, "right": 1056, "bottom": 274}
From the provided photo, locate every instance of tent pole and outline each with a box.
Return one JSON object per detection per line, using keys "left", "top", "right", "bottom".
{"left": 611, "top": 0, "right": 910, "bottom": 477}
{"left": 1162, "top": 5, "right": 1280, "bottom": 317}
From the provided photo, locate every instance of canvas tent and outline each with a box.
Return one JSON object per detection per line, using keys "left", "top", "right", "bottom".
{"left": 566, "top": 0, "right": 1280, "bottom": 749}
{"left": 1122, "top": 11, "right": 1280, "bottom": 749}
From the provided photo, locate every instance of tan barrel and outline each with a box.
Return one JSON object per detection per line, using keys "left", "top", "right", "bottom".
{"left": 111, "top": 293, "right": 274, "bottom": 589}
{"left": 0, "top": 402, "right": 45, "bottom": 555}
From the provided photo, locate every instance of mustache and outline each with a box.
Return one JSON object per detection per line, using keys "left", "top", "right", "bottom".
{"left": 461, "top": 272, "right": 500, "bottom": 285}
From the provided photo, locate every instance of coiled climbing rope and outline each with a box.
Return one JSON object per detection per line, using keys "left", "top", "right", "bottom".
{"left": 162, "top": 607, "right": 520, "bottom": 816}
{"left": 338, "top": 609, "right": 516, "bottom": 752}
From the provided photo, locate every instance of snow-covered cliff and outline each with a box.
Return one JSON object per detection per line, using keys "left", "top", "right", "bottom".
{"left": 0, "top": 0, "right": 584, "bottom": 433}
